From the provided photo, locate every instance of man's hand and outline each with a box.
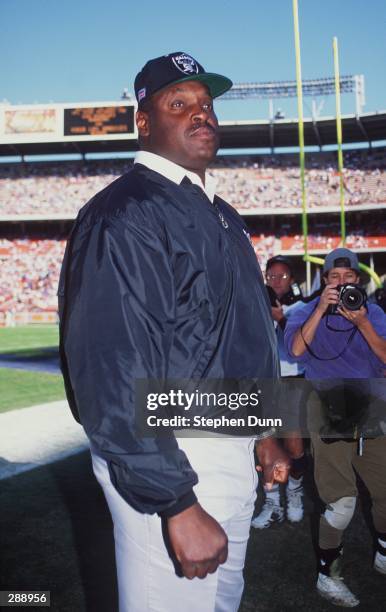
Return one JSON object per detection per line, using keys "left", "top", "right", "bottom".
{"left": 338, "top": 304, "right": 386, "bottom": 363}
{"left": 271, "top": 300, "right": 285, "bottom": 323}
{"left": 167, "top": 503, "right": 228, "bottom": 579}
{"left": 255, "top": 437, "right": 290, "bottom": 490}
{"left": 316, "top": 284, "right": 339, "bottom": 315}
{"left": 338, "top": 304, "right": 367, "bottom": 327}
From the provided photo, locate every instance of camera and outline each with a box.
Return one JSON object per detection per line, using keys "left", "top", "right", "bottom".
{"left": 265, "top": 283, "right": 302, "bottom": 307}
{"left": 329, "top": 283, "right": 367, "bottom": 314}
{"left": 266, "top": 285, "right": 278, "bottom": 307}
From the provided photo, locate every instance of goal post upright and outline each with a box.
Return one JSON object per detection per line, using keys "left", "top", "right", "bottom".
{"left": 333, "top": 36, "right": 346, "bottom": 246}
{"left": 292, "top": 0, "right": 311, "bottom": 292}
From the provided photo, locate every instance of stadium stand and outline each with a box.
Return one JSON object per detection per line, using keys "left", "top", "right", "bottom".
{"left": 281, "top": 234, "right": 386, "bottom": 252}
{"left": 213, "top": 149, "right": 386, "bottom": 210}
{"left": 0, "top": 148, "right": 385, "bottom": 321}
{"left": 0, "top": 238, "right": 65, "bottom": 323}
{"left": 0, "top": 148, "right": 385, "bottom": 218}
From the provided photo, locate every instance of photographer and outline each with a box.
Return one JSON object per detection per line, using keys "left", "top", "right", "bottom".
{"left": 284, "top": 248, "right": 386, "bottom": 608}
{"left": 252, "top": 256, "right": 306, "bottom": 529}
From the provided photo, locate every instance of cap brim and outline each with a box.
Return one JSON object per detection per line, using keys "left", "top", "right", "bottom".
{"left": 159, "top": 73, "right": 233, "bottom": 99}
{"left": 323, "top": 262, "right": 360, "bottom": 273}
{"left": 190, "top": 73, "right": 233, "bottom": 98}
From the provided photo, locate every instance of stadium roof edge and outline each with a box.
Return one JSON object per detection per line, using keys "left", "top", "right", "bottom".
{"left": 1, "top": 111, "right": 386, "bottom": 157}
{"left": 219, "top": 110, "right": 386, "bottom": 126}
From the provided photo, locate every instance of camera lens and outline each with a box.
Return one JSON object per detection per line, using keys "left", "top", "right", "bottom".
{"left": 341, "top": 287, "right": 365, "bottom": 311}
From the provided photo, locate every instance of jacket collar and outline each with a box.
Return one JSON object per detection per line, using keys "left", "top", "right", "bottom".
{"left": 134, "top": 150, "right": 217, "bottom": 203}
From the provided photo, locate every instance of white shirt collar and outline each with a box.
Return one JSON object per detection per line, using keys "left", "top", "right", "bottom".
{"left": 134, "top": 150, "right": 217, "bottom": 203}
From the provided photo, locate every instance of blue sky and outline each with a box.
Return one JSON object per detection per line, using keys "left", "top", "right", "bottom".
{"left": 1, "top": 0, "right": 385, "bottom": 122}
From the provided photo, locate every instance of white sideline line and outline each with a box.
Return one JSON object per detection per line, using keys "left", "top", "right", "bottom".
{"left": 0, "top": 400, "right": 89, "bottom": 480}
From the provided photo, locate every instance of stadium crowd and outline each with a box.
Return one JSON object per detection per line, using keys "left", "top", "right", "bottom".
{"left": 1, "top": 230, "right": 385, "bottom": 316}
{"left": 0, "top": 149, "right": 385, "bottom": 316}
{"left": 0, "top": 148, "right": 385, "bottom": 217}
{"left": 212, "top": 149, "right": 386, "bottom": 210}
{"left": 0, "top": 238, "right": 65, "bottom": 314}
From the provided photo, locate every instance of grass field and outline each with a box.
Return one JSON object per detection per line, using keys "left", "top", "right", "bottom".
{"left": 0, "top": 325, "right": 65, "bottom": 412}
{"left": 0, "top": 324, "right": 59, "bottom": 354}
{"left": 0, "top": 369, "right": 65, "bottom": 413}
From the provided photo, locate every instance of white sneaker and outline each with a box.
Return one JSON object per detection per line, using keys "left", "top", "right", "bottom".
{"left": 286, "top": 485, "right": 304, "bottom": 522}
{"left": 316, "top": 573, "right": 359, "bottom": 607}
{"left": 374, "top": 551, "right": 386, "bottom": 575}
{"left": 251, "top": 499, "right": 284, "bottom": 529}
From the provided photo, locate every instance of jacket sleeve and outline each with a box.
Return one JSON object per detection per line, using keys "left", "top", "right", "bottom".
{"left": 59, "top": 207, "right": 198, "bottom": 517}
{"left": 368, "top": 304, "right": 386, "bottom": 371}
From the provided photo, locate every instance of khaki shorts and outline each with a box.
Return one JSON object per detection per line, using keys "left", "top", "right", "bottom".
{"left": 311, "top": 433, "right": 386, "bottom": 504}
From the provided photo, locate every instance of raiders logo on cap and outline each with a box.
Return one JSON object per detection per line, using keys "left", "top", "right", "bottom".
{"left": 171, "top": 53, "right": 199, "bottom": 75}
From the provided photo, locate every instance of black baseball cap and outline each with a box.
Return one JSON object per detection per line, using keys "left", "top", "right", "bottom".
{"left": 266, "top": 255, "right": 294, "bottom": 275}
{"left": 134, "top": 52, "right": 233, "bottom": 106}
{"left": 323, "top": 248, "right": 360, "bottom": 273}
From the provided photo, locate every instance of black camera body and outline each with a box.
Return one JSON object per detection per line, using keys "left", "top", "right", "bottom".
{"left": 266, "top": 284, "right": 302, "bottom": 307}
{"left": 328, "top": 283, "right": 367, "bottom": 314}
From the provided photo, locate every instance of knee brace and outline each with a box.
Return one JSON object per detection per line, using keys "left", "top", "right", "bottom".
{"left": 324, "top": 496, "right": 356, "bottom": 531}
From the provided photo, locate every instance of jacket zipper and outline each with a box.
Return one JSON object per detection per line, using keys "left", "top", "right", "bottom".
{"left": 212, "top": 201, "right": 229, "bottom": 229}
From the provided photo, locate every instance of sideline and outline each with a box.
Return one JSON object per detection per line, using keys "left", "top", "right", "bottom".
{"left": 0, "top": 359, "right": 61, "bottom": 373}
{"left": 0, "top": 399, "right": 88, "bottom": 480}
{"left": 0, "top": 352, "right": 61, "bottom": 374}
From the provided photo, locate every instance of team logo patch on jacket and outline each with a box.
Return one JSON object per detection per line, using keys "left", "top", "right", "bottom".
{"left": 172, "top": 53, "right": 199, "bottom": 75}
{"left": 243, "top": 228, "right": 253, "bottom": 246}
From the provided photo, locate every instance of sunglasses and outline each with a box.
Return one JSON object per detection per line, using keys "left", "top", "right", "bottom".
{"left": 266, "top": 273, "right": 290, "bottom": 281}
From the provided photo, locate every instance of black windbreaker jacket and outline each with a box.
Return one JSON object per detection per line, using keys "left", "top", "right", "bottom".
{"left": 58, "top": 163, "right": 279, "bottom": 516}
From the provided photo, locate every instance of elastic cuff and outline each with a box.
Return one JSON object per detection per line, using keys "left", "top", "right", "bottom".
{"left": 158, "top": 489, "right": 197, "bottom": 518}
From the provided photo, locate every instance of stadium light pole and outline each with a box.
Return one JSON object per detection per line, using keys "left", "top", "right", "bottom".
{"left": 333, "top": 36, "right": 346, "bottom": 246}
{"left": 292, "top": 0, "right": 311, "bottom": 292}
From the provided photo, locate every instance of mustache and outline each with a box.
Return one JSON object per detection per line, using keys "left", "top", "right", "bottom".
{"left": 189, "top": 121, "right": 217, "bottom": 136}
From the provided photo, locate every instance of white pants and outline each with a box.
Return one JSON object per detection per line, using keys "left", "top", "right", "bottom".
{"left": 91, "top": 436, "right": 257, "bottom": 612}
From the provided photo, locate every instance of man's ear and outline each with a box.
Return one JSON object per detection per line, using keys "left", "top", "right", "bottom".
{"left": 136, "top": 110, "right": 150, "bottom": 137}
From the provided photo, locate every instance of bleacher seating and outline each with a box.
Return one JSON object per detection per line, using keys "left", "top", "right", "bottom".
{"left": 0, "top": 148, "right": 385, "bottom": 217}
{"left": 0, "top": 149, "right": 385, "bottom": 317}
{"left": 0, "top": 239, "right": 65, "bottom": 314}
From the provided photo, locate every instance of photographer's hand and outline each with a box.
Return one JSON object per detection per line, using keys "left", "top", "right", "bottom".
{"left": 338, "top": 305, "right": 367, "bottom": 327}
{"left": 256, "top": 437, "right": 290, "bottom": 490}
{"left": 291, "top": 285, "right": 339, "bottom": 357}
{"left": 339, "top": 305, "right": 386, "bottom": 363}
{"left": 316, "top": 284, "right": 339, "bottom": 315}
{"left": 271, "top": 300, "right": 285, "bottom": 323}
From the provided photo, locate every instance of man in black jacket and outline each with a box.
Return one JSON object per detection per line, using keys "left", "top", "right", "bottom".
{"left": 59, "top": 52, "right": 289, "bottom": 612}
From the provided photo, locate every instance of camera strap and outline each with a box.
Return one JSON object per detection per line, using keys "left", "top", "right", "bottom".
{"left": 325, "top": 315, "right": 356, "bottom": 333}
{"left": 300, "top": 323, "right": 358, "bottom": 361}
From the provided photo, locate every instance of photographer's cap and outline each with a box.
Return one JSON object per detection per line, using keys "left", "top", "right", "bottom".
{"left": 323, "top": 248, "right": 360, "bottom": 273}
{"left": 134, "top": 52, "right": 233, "bottom": 105}
{"left": 266, "top": 255, "right": 294, "bottom": 275}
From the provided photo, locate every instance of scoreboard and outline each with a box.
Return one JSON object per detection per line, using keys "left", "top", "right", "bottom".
{"left": 1, "top": 101, "right": 137, "bottom": 145}
{"left": 64, "top": 105, "right": 135, "bottom": 136}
